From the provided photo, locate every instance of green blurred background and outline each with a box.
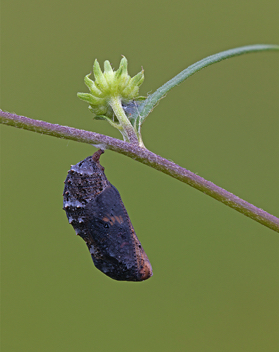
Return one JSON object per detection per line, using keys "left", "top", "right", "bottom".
{"left": 1, "top": 0, "right": 278, "bottom": 351}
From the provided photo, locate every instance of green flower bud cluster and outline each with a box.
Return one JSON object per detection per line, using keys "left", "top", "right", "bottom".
{"left": 77, "top": 57, "right": 144, "bottom": 118}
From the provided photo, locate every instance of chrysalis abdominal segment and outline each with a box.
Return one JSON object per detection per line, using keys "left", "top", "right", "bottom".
{"left": 63, "top": 150, "right": 152, "bottom": 281}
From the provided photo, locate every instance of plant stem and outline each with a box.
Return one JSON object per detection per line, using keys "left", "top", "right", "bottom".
{"left": 1, "top": 110, "right": 278, "bottom": 233}
{"left": 139, "top": 44, "right": 279, "bottom": 120}
{"left": 109, "top": 96, "right": 139, "bottom": 144}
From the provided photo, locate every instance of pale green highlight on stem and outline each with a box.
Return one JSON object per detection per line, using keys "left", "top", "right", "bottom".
{"left": 109, "top": 96, "right": 138, "bottom": 144}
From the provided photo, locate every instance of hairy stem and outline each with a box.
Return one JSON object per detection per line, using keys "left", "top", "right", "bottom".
{"left": 1, "top": 110, "right": 278, "bottom": 233}
{"left": 109, "top": 96, "right": 139, "bottom": 144}
{"left": 139, "top": 44, "right": 279, "bottom": 120}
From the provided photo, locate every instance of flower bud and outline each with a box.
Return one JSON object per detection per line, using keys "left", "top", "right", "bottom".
{"left": 77, "top": 56, "right": 145, "bottom": 119}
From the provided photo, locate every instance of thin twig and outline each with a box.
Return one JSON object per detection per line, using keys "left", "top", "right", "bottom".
{"left": 1, "top": 110, "right": 278, "bottom": 233}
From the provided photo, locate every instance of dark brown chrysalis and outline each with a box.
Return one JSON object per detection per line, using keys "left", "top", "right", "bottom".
{"left": 63, "top": 150, "right": 152, "bottom": 281}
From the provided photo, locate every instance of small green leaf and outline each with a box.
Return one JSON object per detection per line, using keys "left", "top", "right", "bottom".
{"left": 93, "top": 59, "right": 109, "bottom": 91}
{"left": 103, "top": 60, "right": 114, "bottom": 83}
{"left": 77, "top": 92, "right": 105, "bottom": 105}
{"left": 88, "top": 105, "right": 107, "bottom": 116}
{"left": 116, "top": 57, "right": 128, "bottom": 78}
{"left": 104, "top": 60, "right": 113, "bottom": 73}
{"left": 130, "top": 70, "right": 144, "bottom": 87}
{"left": 84, "top": 74, "right": 104, "bottom": 97}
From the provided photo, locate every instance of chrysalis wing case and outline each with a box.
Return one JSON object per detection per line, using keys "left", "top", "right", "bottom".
{"left": 63, "top": 150, "right": 152, "bottom": 281}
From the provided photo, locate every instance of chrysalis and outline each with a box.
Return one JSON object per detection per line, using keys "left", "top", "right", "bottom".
{"left": 63, "top": 150, "right": 152, "bottom": 281}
